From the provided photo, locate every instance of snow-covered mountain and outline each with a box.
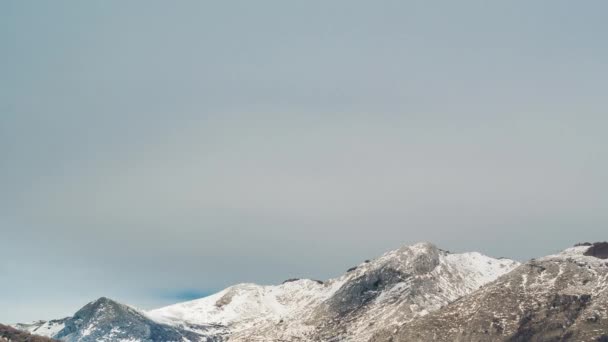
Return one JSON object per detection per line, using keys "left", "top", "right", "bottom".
{"left": 17, "top": 297, "right": 223, "bottom": 342}
{"left": 372, "top": 242, "right": 608, "bottom": 342}
{"left": 148, "top": 242, "right": 518, "bottom": 341}
{"left": 15, "top": 241, "right": 522, "bottom": 341}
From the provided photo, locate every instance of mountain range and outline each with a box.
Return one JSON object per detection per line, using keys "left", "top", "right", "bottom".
{"left": 9, "top": 241, "right": 608, "bottom": 341}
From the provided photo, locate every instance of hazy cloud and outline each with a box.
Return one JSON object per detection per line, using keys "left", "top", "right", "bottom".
{"left": 1, "top": 0, "right": 607, "bottom": 322}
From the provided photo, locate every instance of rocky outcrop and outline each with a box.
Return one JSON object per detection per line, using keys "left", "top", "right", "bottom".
{"left": 33, "top": 241, "right": 608, "bottom": 342}
{"left": 584, "top": 242, "right": 608, "bottom": 259}
{"left": 303, "top": 243, "right": 518, "bottom": 342}
{"left": 372, "top": 244, "right": 608, "bottom": 342}
{"left": 149, "top": 242, "right": 518, "bottom": 342}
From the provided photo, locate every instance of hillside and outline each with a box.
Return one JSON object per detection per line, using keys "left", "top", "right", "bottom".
{"left": 373, "top": 242, "right": 608, "bottom": 341}
{"left": 0, "top": 323, "right": 58, "bottom": 342}
{"left": 15, "top": 242, "right": 608, "bottom": 341}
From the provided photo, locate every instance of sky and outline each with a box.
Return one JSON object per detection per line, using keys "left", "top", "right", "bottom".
{"left": 1, "top": 0, "right": 607, "bottom": 323}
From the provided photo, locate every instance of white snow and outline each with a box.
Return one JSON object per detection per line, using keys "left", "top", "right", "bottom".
{"left": 148, "top": 278, "right": 332, "bottom": 333}
{"left": 147, "top": 242, "right": 520, "bottom": 341}
{"left": 12, "top": 320, "right": 66, "bottom": 338}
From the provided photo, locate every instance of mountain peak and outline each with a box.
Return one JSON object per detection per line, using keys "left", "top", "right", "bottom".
{"left": 75, "top": 296, "right": 131, "bottom": 319}
{"left": 89, "top": 296, "right": 118, "bottom": 306}
{"left": 375, "top": 242, "right": 608, "bottom": 342}
{"left": 390, "top": 241, "right": 439, "bottom": 257}
{"left": 16, "top": 241, "right": 524, "bottom": 342}
{"left": 369, "top": 241, "right": 443, "bottom": 275}
{"left": 53, "top": 296, "right": 211, "bottom": 342}
{"left": 405, "top": 241, "right": 438, "bottom": 251}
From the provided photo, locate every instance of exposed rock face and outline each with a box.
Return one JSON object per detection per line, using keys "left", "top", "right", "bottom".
{"left": 323, "top": 267, "right": 407, "bottom": 317}
{"left": 584, "top": 242, "right": 608, "bottom": 259}
{"left": 31, "top": 241, "right": 605, "bottom": 341}
{"left": 372, "top": 244, "right": 608, "bottom": 342}
{"left": 303, "top": 243, "right": 517, "bottom": 342}
{"left": 14, "top": 242, "right": 608, "bottom": 341}
{"left": 149, "top": 242, "right": 518, "bottom": 342}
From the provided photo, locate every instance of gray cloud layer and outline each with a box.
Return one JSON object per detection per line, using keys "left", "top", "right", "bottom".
{"left": 2, "top": 0, "right": 607, "bottom": 322}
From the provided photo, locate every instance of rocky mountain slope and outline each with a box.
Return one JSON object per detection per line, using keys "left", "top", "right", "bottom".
{"left": 15, "top": 242, "right": 518, "bottom": 341}
{"left": 148, "top": 242, "right": 518, "bottom": 341}
{"left": 372, "top": 242, "right": 608, "bottom": 342}
{"left": 19, "top": 242, "right": 608, "bottom": 341}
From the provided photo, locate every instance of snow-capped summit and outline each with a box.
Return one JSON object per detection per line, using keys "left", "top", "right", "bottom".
{"left": 13, "top": 241, "right": 522, "bottom": 342}
{"left": 150, "top": 242, "right": 519, "bottom": 341}
{"left": 374, "top": 242, "right": 608, "bottom": 342}
{"left": 17, "top": 297, "right": 223, "bottom": 342}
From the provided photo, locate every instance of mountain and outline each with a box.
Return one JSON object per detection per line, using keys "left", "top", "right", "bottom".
{"left": 0, "top": 323, "right": 58, "bottom": 342}
{"left": 13, "top": 241, "right": 532, "bottom": 341}
{"left": 372, "top": 242, "right": 608, "bottom": 342}
{"left": 17, "top": 297, "right": 225, "bottom": 342}
{"left": 149, "top": 242, "right": 518, "bottom": 341}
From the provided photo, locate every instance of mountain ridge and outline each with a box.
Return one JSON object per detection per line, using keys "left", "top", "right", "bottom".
{"left": 16, "top": 241, "right": 521, "bottom": 341}
{"left": 16, "top": 242, "right": 608, "bottom": 341}
{"left": 372, "top": 242, "right": 608, "bottom": 342}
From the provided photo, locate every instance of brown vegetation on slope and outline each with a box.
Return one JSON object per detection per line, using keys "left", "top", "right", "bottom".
{"left": 0, "top": 324, "right": 58, "bottom": 342}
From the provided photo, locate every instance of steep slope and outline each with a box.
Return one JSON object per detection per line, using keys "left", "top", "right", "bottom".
{"left": 13, "top": 318, "right": 68, "bottom": 338}
{"left": 373, "top": 242, "right": 608, "bottom": 342}
{"left": 150, "top": 242, "right": 519, "bottom": 341}
{"left": 0, "top": 323, "right": 59, "bottom": 342}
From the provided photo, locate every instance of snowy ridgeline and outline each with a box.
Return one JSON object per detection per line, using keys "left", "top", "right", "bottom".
{"left": 14, "top": 242, "right": 608, "bottom": 342}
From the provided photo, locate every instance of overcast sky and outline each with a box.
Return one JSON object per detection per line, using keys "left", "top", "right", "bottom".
{"left": 2, "top": 0, "right": 607, "bottom": 323}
